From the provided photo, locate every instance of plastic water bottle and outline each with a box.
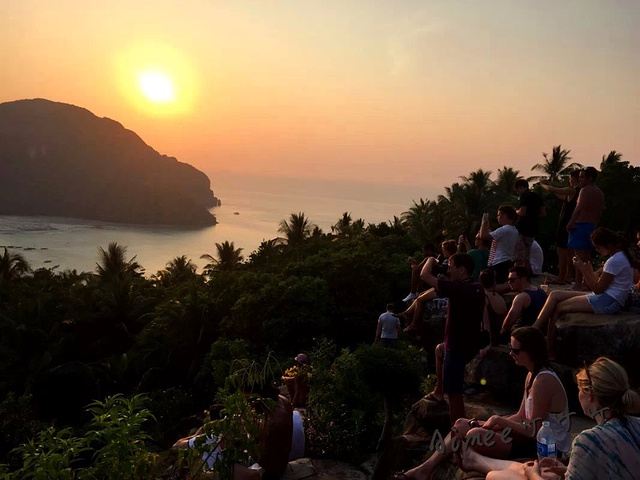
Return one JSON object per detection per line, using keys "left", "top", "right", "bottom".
{"left": 536, "top": 420, "right": 557, "bottom": 460}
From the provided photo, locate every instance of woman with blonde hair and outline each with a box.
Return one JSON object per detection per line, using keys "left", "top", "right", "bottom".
{"left": 460, "top": 356, "right": 640, "bottom": 480}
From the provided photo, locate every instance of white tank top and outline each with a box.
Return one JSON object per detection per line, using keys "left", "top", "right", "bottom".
{"left": 525, "top": 368, "right": 572, "bottom": 453}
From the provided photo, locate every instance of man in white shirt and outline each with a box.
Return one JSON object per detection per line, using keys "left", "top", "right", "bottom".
{"left": 375, "top": 303, "right": 401, "bottom": 348}
{"left": 478, "top": 205, "right": 518, "bottom": 284}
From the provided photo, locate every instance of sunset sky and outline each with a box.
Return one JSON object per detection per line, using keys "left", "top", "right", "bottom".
{"left": 2, "top": 0, "right": 639, "bottom": 189}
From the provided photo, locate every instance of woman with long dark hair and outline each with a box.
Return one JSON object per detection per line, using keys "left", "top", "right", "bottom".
{"left": 533, "top": 227, "right": 634, "bottom": 356}
{"left": 394, "top": 327, "right": 570, "bottom": 480}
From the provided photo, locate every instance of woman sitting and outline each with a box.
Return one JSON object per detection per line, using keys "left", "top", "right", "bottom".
{"left": 461, "top": 357, "right": 640, "bottom": 480}
{"left": 394, "top": 327, "right": 570, "bottom": 480}
{"left": 533, "top": 227, "right": 634, "bottom": 356}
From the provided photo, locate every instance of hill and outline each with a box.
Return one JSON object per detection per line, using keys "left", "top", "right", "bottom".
{"left": 0, "top": 99, "right": 219, "bottom": 226}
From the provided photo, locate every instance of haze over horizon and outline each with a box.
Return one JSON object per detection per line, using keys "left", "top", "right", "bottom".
{"left": 3, "top": 1, "right": 639, "bottom": 190}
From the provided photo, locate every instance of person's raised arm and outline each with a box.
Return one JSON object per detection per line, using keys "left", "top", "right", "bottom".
{"left": 479, "top": 212, "right": 493, "bottom": 242}
{"left": 419, "top": 256, "right": 439, "bottom": 289}
{"left": 573, "top": 258, "right": 613, "bottom": 294}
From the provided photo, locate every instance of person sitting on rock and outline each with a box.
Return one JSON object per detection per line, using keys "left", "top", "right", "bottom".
{"left": 394, "top": 327, "right": 570, "bottom": 480}
{"left": 402, "top": 243, "right": 437, "bottom": 303}
{"left": 460, "top": 357, "right": 640, "bottom": 480}
{"left": 500, "top": 267, "right": 547, "bottom": 340}
{"left": 398, "top": 240, "right": 458, "bottom": 328}
{"left": 533, "top": 227, "right": 633, "bottom": 357}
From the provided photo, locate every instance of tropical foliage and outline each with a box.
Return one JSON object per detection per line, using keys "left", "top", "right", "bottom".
{"left": 1, "top": 147, "right": 639, "bottom": 476}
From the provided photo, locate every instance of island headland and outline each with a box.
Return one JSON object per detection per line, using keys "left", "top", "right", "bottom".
{"left": 0, "top": 98, "right": 219, "bottom": 227}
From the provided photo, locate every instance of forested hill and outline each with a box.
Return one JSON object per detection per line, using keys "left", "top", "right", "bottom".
{"left": 0, "top": 99, "right": 219, "bottom": 227}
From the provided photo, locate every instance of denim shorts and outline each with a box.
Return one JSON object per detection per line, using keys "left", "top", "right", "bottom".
{"left": 586, "top": 292, "right": 622, "bottom": 315}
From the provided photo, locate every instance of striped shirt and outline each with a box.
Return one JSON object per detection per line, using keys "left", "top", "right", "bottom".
{"left": 565, "top": 416, "right": 640, "bottom": 480}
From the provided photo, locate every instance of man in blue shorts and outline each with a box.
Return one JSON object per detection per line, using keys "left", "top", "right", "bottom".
{"left": 567, "top": 166, "right": 604, "bottom": 290}
{"left": 419, "top": 253, "right": 485, "bottom": 424}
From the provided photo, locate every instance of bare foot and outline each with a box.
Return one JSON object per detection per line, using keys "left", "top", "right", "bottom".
{"left": 460, "top": 445, "right": 484, "bottom": 473}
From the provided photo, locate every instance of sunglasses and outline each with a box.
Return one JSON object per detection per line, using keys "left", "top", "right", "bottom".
{"left": 509, "top": 346, "right": 522, "bottom": 354}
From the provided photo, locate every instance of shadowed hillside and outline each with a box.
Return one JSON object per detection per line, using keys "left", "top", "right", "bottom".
{"left": 0, "top": 99, "right": 219, "bottom": 226}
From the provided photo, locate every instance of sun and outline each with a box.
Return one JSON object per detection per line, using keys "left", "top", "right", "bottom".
{"left": 139, "top": 71, "right": 175, "bottom": 103}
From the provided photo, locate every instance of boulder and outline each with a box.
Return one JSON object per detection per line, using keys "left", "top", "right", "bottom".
{"left": 281, "top": 458, "right": 366, "bottom": 480}
{"left": 556, "top": 311, "right": 640, "bottom": 385}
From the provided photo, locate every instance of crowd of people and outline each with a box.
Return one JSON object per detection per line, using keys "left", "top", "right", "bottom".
{"left": 387, "top": 167, "right": 640, "bottom": 479}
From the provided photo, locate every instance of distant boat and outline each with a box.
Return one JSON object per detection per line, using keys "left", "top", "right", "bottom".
{"left": 234, "top": 212, "right": 240, "bottom": 215}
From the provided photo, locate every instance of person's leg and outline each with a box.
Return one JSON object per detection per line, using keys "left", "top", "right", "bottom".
{"left": 546, "top": 294, "right": 592, "bottom": 356}
{"left": 410, "top": 265, "right": 420, "bottom": 295}
{"left": 557, "top": 247, "right": 568, "bottom": 283}
{"left": 427, "top": 343, "right": 445, "bottom": 401}
{"left": 397, "top": 418, "right": 472, "bottom": 479}
{"left": 443, "top": 350, "right": 467, "bottom": 424}
{"left": 409, "top": 295, "right": 430, "bottom": 329}
{"left": 533, "top": 290, "right": 587, "bottom": 332}
{"left": 461, "top": 446, "right": 524, "bottom": 476}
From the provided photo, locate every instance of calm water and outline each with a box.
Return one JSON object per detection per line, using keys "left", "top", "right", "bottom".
{"left": 0, "top": 172, "right": 441, "bottom": 275}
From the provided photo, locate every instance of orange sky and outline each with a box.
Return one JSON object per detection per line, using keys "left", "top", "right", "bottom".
{"left": 2, "top": 1, "right": 639, "bottom": 190}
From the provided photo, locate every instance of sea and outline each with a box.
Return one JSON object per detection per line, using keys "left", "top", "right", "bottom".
{"left": 0, "top": 171, "right": 442, "bottom": 276}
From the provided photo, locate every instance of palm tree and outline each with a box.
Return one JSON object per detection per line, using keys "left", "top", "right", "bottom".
{"left": 157, "top": 255, "right": 198, "bottom": 286}
{"left": 530, "top": 145, "right": 581, "bottom": 183}
{"left": 601, "top": 150, "right": 624, "bottom": 168}
{"left": 278, "top": 212, "right": 315, "bottom": 247}
{"left": 0, "top": 247, "right": 31, "bottom": 286}
{"left": 201, "top": 241, "right": 244, "bottom": 274}
{"left": 332, "top": 212, "right": 365, "bottom": 237}
{"left": 95, "top": 242, "right": 142, "bottom": 282}
{"left": 495, "top": 166, "right": 521, "bottom": 198}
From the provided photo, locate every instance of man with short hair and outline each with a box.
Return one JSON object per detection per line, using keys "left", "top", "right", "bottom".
{"left": 500, "top": 266, "right": 548, "bottom": 338}
{"left": 419, "top": 253, "right": 485, "bottom": 424}
{"left": 567, "top": 166, "right": 605, "bottom": 290}
{"left": 479, "top": 205, "right": 519, "bottom": 284}
{"left": 375, "top": 303, "right": 401, "bottom": 348}
{"left": 467, "top": 236, "right": 491, "bottom": 282}
{"left": 514, "top": 179, "right": 546, "bottom": 271}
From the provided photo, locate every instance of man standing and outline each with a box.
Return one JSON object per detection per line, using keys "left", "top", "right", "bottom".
{"left": 479, "top": 205, "right": 519, "bottom": 284}
{"left": 514, "top": 179, "right": 546, "bottom": 271}
{"left": 567, "top": 166, "right": 605, "bottom": 290}
{"left": 419, "top": 253, "right": 485, "bottom": 424}
{"left": 500, "top": 266, "right": 548, "bottom": 338}
{"left": 375, "top": 303, "right": 401, "bottom": 348}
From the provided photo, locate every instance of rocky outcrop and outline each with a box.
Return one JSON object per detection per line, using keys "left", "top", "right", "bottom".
{"left": 0, "top": 99, "right": 219, "bottom": 227}
{"left": 556, "top": 311, "right": 640, "bottom": 384}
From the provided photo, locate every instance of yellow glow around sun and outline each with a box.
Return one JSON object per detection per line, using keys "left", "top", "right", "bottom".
{"left": 139, "top": 71, "right": 174, "bottom": 103}
{"left": 115, "top": 42, "right": 198, "bottom": 116}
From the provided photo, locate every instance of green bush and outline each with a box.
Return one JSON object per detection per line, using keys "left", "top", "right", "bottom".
{"left": 305, "top": 340, "right": 423, "bottom": 463}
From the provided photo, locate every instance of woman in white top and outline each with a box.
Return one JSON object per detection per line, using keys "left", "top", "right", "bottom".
{"left": 533, "top": 227, "right": 633, "bottom": 356}
{"left": 394, "top": 327, "right": 570, "bottom": 480}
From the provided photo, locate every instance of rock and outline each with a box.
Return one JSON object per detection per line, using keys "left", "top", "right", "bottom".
{"left": 556, "top": 311, "right": 640, "bottom": 385}
{"left": 281, "top": 458, "right": 366, "bottom": 480}
{"left": 465, "top": 347, "right": 527, "bottom": 405}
